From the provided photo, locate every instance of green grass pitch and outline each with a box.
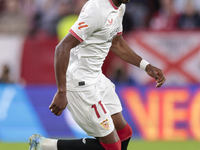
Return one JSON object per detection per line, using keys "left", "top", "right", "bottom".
{"left": 0, "top": 140, "right": 200, "bottom": 150}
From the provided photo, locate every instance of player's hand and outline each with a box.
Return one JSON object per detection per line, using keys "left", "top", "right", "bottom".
{"left": 145, "top": 64, "right": 166, "bottom": 88}
{"left": 49, "top": 91, "right": 68, "bottom": 116}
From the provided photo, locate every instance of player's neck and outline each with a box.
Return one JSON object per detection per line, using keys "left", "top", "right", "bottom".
{"left": 111, "top": 0, "right": 121, "bottom": 7}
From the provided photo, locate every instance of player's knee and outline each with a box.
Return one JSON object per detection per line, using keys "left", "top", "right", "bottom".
{"left": 100, "top": 140, "right": 121, "bottom": 150}
{"left": 117, "top": 123, "right": 133, "bottom": 142}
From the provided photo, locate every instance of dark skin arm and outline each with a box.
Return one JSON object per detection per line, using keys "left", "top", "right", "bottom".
{"left": 49, "top": 33, "right": 80, "bottom": 116}
{"left": 110, "top": 34, "right": 166, "bottom": 87}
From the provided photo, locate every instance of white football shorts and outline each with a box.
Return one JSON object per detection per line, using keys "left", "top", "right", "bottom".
{"left": 66, "top": 74, "right": 122, "bottom": 137}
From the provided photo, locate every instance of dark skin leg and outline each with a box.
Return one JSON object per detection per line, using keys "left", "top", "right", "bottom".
{"left": 97, "top": 112, "right": 127, "bottom": 144}
{"left": 112, "top": 112, "right": 127, "bottom": 131}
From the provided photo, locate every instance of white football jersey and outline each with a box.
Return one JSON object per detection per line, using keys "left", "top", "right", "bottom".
{"left": 67, "top": 0, "right": 126, "bottom": 90}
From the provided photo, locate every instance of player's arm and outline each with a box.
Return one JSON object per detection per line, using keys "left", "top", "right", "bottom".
{"left": 49, "top": 33, "right": 80, "bottom": 116}
{"left": 110, "top": 34, "right": 166, "bottom": 87}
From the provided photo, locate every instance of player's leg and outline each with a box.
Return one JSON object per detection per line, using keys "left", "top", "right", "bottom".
{"left": 29, "top": 115, "right": 120, "bottom": 150}
{"left": 100, "top": 75, "right": 133, "bottom": 150}
{"left": 29, "top": 129, "right": 120, "bottom": 150}
{"left": 58, "top": 128, "right": 120, "bottom": 150}
{"left": 97, "top": 128, "right": 121, "bottom": 150}
{"left": 29, "top": 112, "right": 122, "bottom": 150}
{"left": 29, "top": 124, "right": 120, "bottom": 150}
{"left": 112, "top": 112, "right": 133, "bottom": 150}
{"left": 29, "top": 133, "right": 105, "bottom": 150}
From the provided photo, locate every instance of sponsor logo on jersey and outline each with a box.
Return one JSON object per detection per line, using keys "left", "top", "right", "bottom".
{"left": 78, "top": 22, "right": 89, "bottom": 30}
{"left": 100, "top": 119, "right": 109, "bottom": 130}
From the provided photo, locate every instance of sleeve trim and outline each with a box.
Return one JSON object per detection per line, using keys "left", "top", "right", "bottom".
{"left": 117, "top": 31, "right": 123, "bottom": 35}
{"left": 69, "top": 29, "right": 83, "bottom": 42}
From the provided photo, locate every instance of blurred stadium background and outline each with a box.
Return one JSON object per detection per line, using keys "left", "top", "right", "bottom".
{"left": 0, "top": 0, "right": 200, "bottom": 149}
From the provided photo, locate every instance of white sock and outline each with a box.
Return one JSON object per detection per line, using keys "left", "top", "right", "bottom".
{"left": 42, "top": 138, "right": 58, "bottom": 150}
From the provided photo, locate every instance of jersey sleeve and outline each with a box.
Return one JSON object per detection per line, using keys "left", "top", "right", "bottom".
{"left": 69, "top": 3, "right": 102, "bottom": 42}
{"left": 117, "top": 4, "right": 126, "bottom": 35}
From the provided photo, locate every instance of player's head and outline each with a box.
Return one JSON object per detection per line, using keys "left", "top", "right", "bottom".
{"left": 117, "top": 0, "right": 130, "bottom": 4}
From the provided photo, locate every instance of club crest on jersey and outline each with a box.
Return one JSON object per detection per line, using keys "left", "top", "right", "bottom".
{"left": 100, "top": 119, "right": 109, "bottom": 130}
{"left": 78, "top": 22, "right": 89, "bottom": 30}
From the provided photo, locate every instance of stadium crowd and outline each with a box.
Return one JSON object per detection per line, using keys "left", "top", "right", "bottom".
{"left": 0, "top": 0, "right": 200, "bottom": 37}
{"left": 125, "top": 0, "right": 200, "bottom": 31}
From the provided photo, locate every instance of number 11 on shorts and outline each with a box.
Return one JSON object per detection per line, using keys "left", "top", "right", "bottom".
{"left": 91, "top": 101, "right": 107, "bottom": 118}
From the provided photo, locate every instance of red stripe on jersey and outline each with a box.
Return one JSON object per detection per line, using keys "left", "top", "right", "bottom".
{"left": 69, "top": 29, "right": 83, "bottom": 43}
{"left": 117, "top": 31, "right": 123, "bottom": 35}
{"left": 108, "top": 0, "right": 118, "bottom": 10}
